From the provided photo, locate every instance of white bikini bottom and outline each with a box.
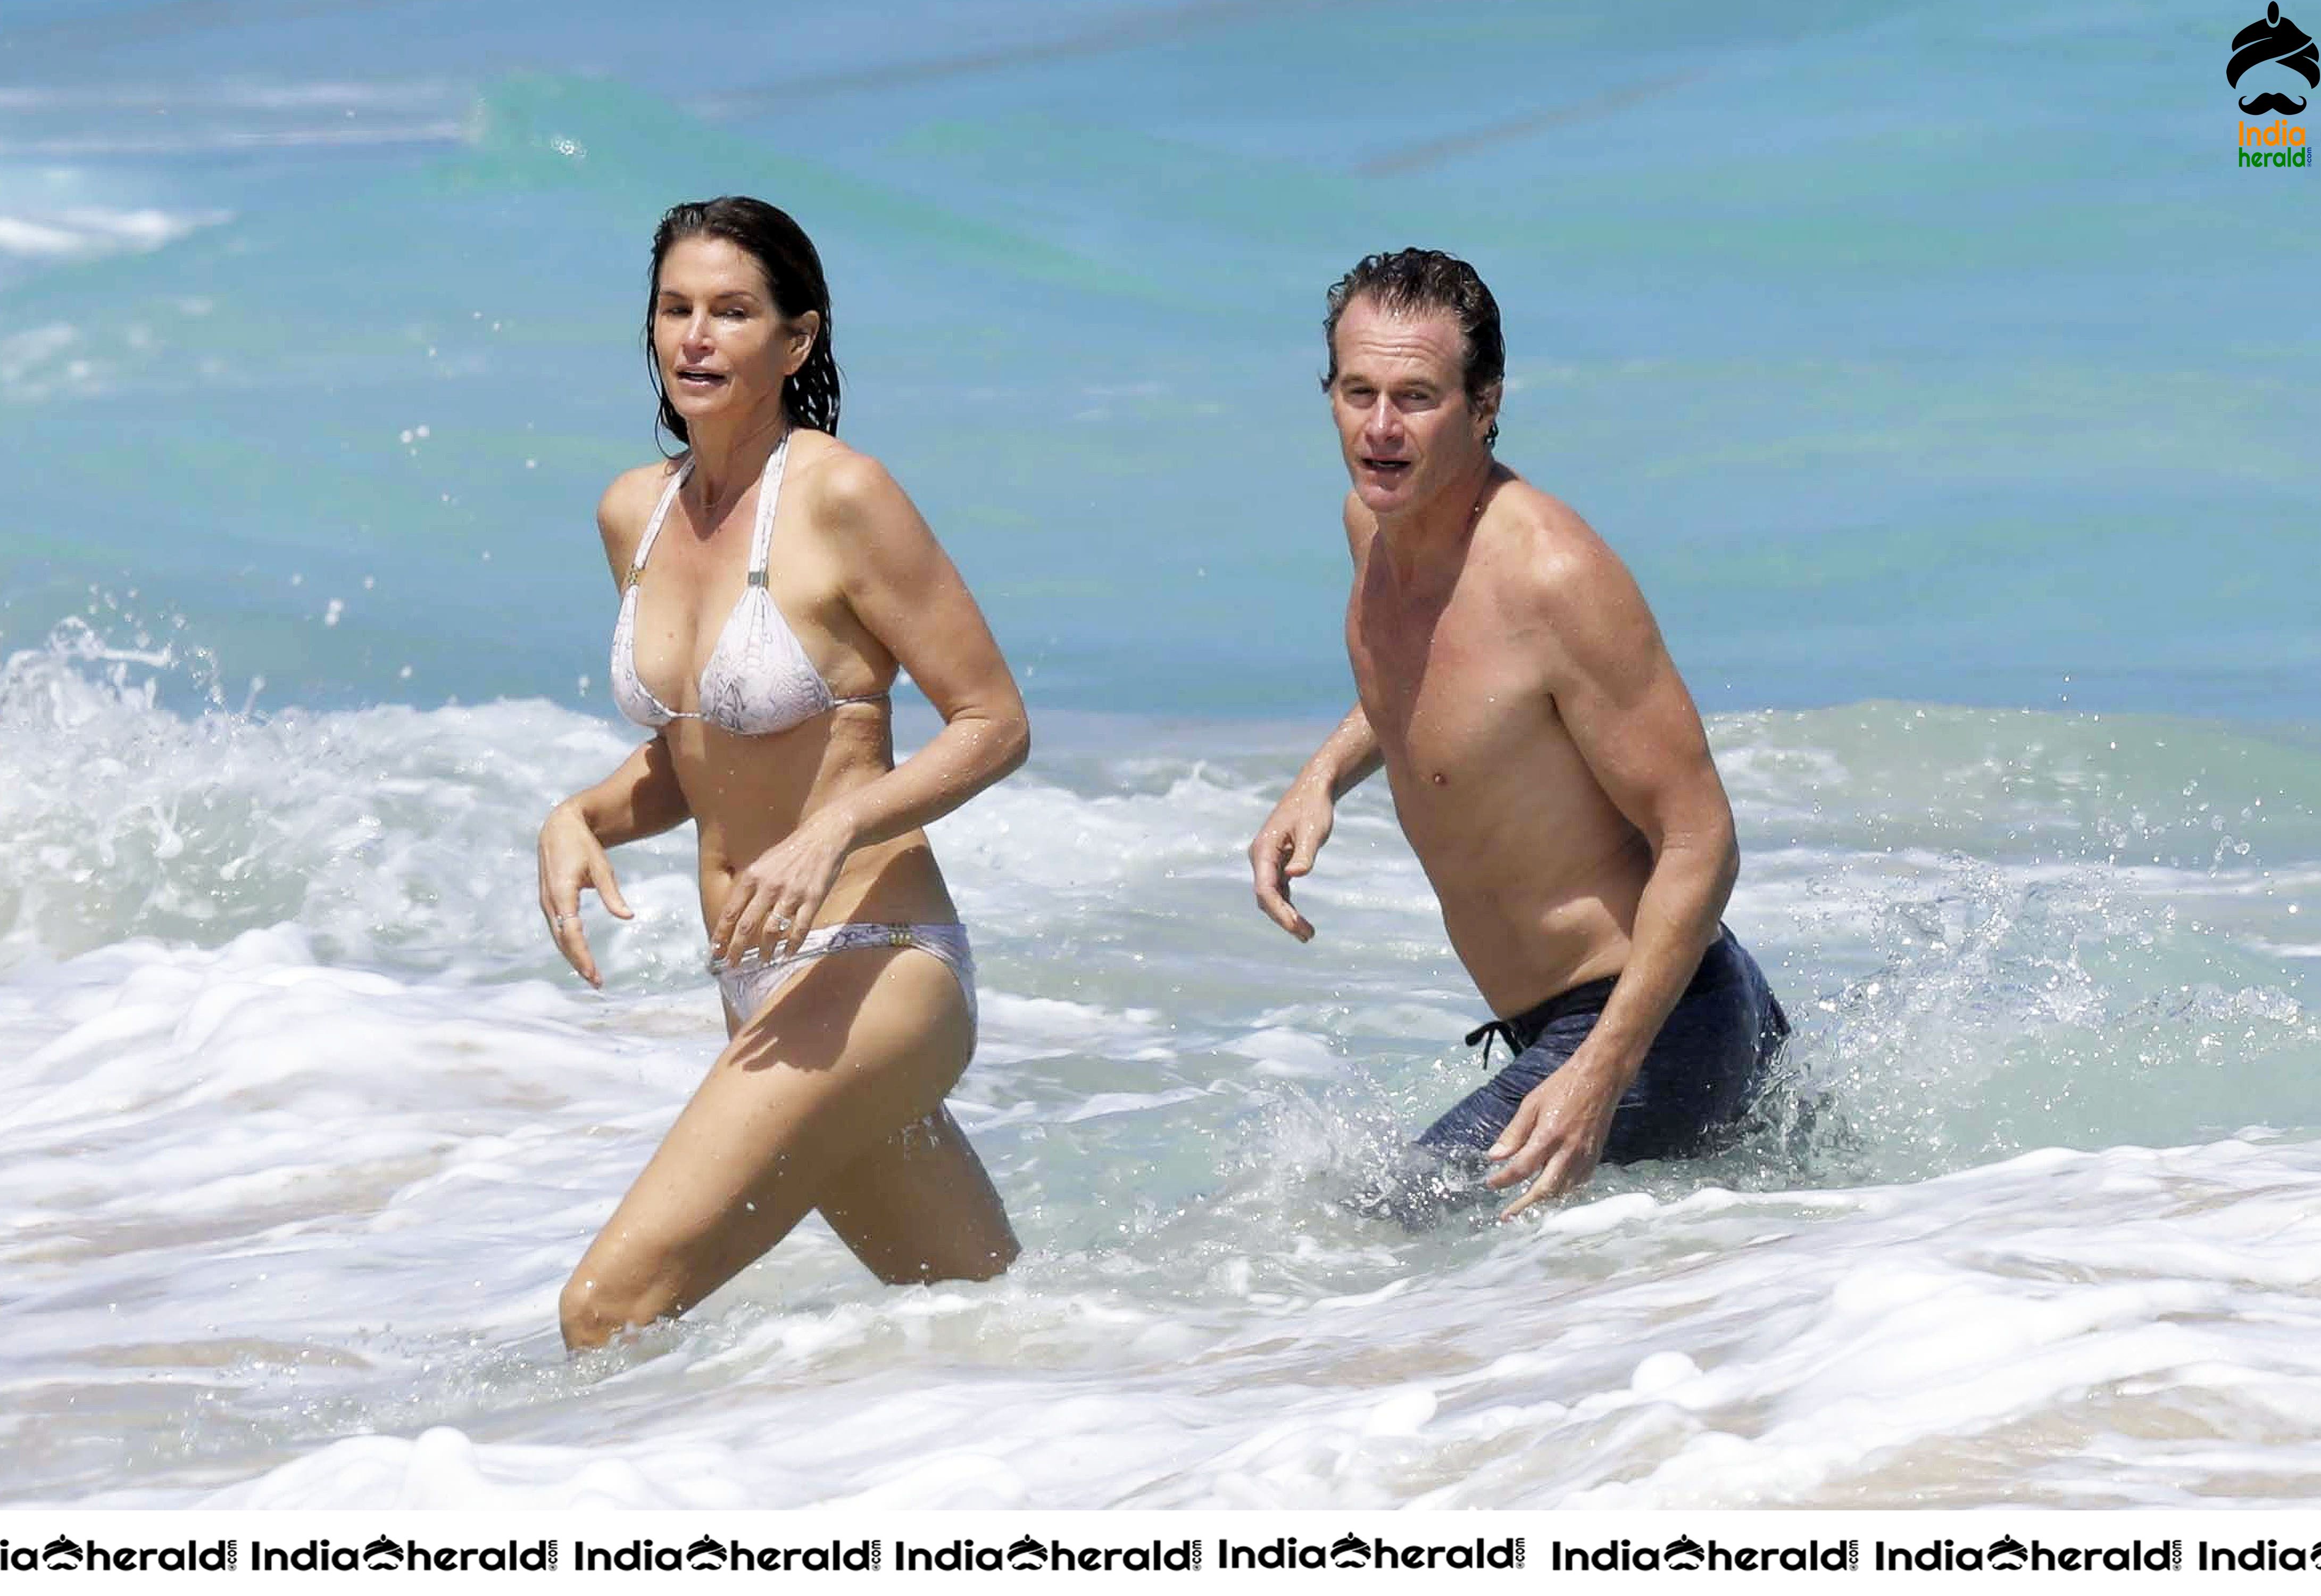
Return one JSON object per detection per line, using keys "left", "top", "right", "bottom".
{"left": 711, "top": 922, "right": 977, "bottom": 1030}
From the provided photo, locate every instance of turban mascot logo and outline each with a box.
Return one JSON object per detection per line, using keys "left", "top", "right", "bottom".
{"left": 2230, "top": 3, "right": 2318, "bottom": 115}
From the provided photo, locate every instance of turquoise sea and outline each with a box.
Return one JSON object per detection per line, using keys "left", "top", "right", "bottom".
{"left": 3, "top": 0, "right": 2318, "bottom": 1508}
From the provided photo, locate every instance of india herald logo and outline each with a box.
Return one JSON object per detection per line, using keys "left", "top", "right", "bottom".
{"left": 2230, "top": 3, "right": 2317, "bottom": 115}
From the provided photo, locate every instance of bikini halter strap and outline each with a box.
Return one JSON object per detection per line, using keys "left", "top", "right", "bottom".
{"left": 625, "top": 434, "right": 790, "bottom": 591}
{"left": 744, "top": 432, "right": 792, "bottom": 589}
{"left": 625, "top": 460, "right": 693, "bottom": 588}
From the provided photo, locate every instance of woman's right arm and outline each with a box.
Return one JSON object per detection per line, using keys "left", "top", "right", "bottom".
{"left": 538, "top": 737, "right": 690, "bottom": 988}
{"left": 555, "top": 733, "right": 691, "bottom": 847}
{"left": 537, "top": 468, "right": 688, "bottom": 986}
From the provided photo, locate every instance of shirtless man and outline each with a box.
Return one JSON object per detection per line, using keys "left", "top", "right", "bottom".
{"left": 1247, "top": 249, "right": 1786, "bottom": 1219}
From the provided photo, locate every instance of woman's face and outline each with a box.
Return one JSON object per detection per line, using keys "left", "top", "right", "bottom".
{"left": 652, "top": 234, "right": 816, "bottom": 429}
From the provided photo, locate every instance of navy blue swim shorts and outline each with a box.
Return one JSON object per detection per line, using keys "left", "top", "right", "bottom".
{"left": 1415, "top": 925, "right": 1790, "bottom": 1166}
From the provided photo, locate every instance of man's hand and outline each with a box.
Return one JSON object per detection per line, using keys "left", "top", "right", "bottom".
{"left": 1483, "top": 1053, "right": 1628, "bottom": 1218}
{"left": 1247, "top": 781, "right": 1336, "bottom": 941}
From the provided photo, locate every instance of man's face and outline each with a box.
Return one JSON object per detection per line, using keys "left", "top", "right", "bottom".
{"left": 1327, "top": 296, "right": 1496, "bottom": 518}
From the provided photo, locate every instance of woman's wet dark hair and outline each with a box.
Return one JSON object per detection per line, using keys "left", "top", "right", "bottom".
{"left": 646, "top": 196, "right": 840, "bottom": 448}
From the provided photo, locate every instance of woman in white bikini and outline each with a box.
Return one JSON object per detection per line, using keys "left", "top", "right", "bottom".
{"left": 537, "top": 196, "right": 1028, "bottom": 1351}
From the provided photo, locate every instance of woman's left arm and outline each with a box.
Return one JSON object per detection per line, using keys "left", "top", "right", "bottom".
{"left": 711, "top": 454, "right": 1029, "bottom": 964}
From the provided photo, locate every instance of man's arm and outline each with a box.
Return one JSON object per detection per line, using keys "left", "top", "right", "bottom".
{"left": 1301, "top": 704, "right": 1386, "bottom": 803}
{"left": 1486, "top": 508, "right": 1738, "bottom": 1215}
{"left": 1248, "top": 492, "right": 1394, "bottom": 940}
{"left": 1248, "top": 704, "right": 1381, "bottom": 941}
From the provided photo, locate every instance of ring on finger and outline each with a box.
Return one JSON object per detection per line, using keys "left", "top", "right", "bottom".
{"left": 772, "top": 915, "right": 793, "bottom": 932}
{"left": 551, "top": 911, "right": 577, "bottom": 927}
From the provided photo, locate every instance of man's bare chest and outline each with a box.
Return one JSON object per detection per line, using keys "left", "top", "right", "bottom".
{"left": 1346, "top": 583, "right": 1553, "bottom": 789}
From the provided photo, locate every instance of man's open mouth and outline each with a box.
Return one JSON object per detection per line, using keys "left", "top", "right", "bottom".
{"left": 1362, "top": 456, "right": 1410, "bottom": 477}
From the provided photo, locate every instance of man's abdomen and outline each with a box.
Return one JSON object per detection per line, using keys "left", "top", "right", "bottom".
{"left": 1398, "top": 773, "right": 1653, "bottom": 1015}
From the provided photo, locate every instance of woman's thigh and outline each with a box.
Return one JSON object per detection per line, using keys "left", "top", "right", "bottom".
{"left": 817, "top": 1105, "right": 1018, "bottom": 1284}
{"left": 569, "top": 946, "right": 976, "bottom": 1327}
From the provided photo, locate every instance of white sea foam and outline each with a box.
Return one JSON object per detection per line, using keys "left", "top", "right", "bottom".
{"left": 2, "top": 642, "right": 2318, "bottom": 1507}
{"left": 0, "top": 206, "right": 227, "bottom": 261}
{"left": 0, "top": 81, "right": 460, "bottom": 113}
{"left": 1, "top": 0, "right": 2315, "bottom": 1511}
{"left": 0, "top": 127, "right": 463, "bottom": 159}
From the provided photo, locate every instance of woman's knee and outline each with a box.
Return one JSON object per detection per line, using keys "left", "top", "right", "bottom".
{"left": 870, "top": 1228, "right": 1019, "bottom": 1288}
{"left": 559, "top": 1250, "right": 683, "bottom": 1352}
{"left": 967, "top": 1229, "right": 1022, "bottom": 1282}
{"left": 560, "top": 1268, "right": 628, "bottom": 1352}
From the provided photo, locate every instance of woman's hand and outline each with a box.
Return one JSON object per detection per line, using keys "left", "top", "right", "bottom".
{"left": 709, "top": 805, "right": 859, "bottom": 967}
{"left": 538, "top": 800, "right": 634, "bottom": 987}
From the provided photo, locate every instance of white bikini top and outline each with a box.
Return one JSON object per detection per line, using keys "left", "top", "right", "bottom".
{"left": 609, "top": 435, "right": 886, "bottom": 736}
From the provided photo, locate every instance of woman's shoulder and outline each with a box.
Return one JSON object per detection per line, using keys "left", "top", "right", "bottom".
{"left": 792, "top": 434, "right": 916, "bottom": 539}
{"left": 596, "top": 458, "right": 685, "bottom": 563}
{"left": 794, "top": 434, "right": 892, "bottom": 505}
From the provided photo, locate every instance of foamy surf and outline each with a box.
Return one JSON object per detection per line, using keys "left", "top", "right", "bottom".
{"left": 3, "top": 629, "right": 2316, "bottom": 1507}
{"left": 1, "top": 0, "right": 2315, "bottom": 1521}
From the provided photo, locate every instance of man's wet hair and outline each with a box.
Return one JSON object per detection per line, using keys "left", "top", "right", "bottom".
{"left": 1321, "top": 248, "right": 1505, "bottom": 447}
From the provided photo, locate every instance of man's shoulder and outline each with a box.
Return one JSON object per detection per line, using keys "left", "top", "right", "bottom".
{"left": 1482, "top": 475, "right": 1627, "bottom": 603}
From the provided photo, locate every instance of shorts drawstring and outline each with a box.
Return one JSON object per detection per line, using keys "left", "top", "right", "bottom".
{"left": 1464, "top": 1017, "right": 1521, "bottom": 1069}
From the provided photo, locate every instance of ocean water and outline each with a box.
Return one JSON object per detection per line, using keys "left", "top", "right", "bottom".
{"left": 3, "top": 0, "right": 2317, "bottom": 1509}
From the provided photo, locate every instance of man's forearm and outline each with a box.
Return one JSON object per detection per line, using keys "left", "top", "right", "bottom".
{"left": 1297, "top": 703, "right": 1383, "bottom": 801}
{"left": 1573, "top": 830, "right": 1738, "bottom": 1082}
{"left": 565, "top": 736, "right": 691, "bottom": 847}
